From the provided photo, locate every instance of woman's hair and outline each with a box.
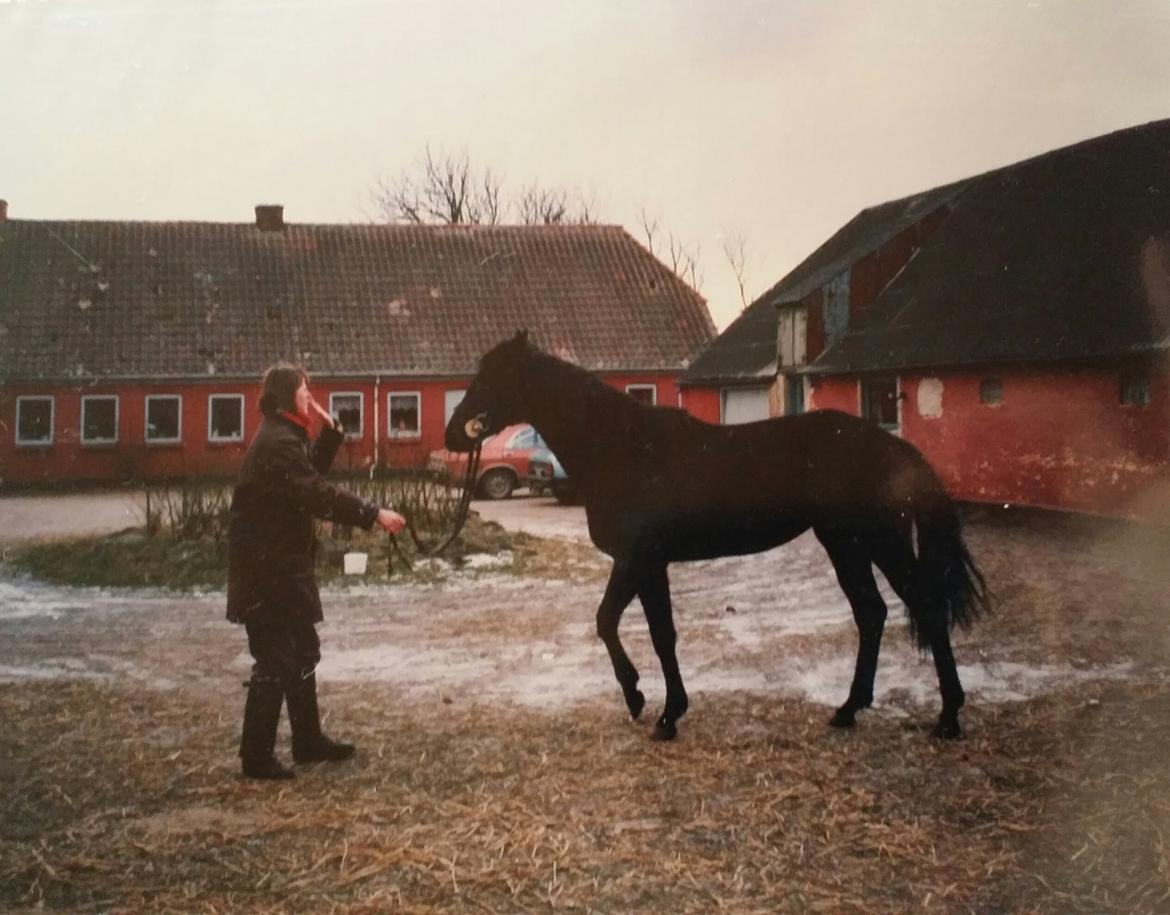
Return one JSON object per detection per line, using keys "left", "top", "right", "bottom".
{"left": 259, "top": 363, "right": 308, "bottom": 417}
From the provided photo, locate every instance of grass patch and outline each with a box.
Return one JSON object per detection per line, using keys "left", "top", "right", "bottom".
{"left": 7, "top": 531, "right": 227, "bottom": 590}
{"left": 5, "top": 512, "right": 607, "bottom": 591}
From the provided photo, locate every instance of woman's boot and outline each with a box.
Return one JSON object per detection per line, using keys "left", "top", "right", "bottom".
{"left": 239, "top": 676, "right": 295, "bottom": 779}
{"left": 288, "top": 673, "right": 355, "bottom": 763}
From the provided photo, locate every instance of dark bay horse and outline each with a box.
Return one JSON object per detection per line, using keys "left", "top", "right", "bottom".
{"left": 445, "top": 332, "right": 988, "bottom": 741}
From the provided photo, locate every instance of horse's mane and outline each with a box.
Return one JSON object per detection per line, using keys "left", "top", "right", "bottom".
{"left": 521, "top": 344, "right": 628, "bottom": 405}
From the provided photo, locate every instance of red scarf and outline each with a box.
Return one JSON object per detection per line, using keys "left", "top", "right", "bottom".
{"left": 278, "top": 410, "right": 312, "bottom": 433}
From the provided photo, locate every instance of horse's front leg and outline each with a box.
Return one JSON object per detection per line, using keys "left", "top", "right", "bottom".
{"left": 595, "top": 561, "right": 645, "bottom": 720}
{"left": 638, "top": 563, "right": 688, "bottom": 741}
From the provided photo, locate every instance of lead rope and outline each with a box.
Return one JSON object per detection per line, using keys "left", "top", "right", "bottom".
{"left": 387, "top": 442, "right": 482, "bottom": 573}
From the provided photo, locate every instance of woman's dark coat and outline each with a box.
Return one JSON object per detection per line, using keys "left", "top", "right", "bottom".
{"left": 226, "top": 414, "right": 377, "bottom": 625}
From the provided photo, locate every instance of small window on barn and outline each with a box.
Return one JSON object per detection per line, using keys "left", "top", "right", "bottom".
{"left": 861, "top": 378, "right": 899, "bottom": 431}
{"left": 388, "top": 392, "right": 421, "bottom": 439}
{"left": 329, "top": 392, "right": 363, "bottom": 439}
{"left": 980, "top": 378, "right": 1003, "bottom": 405}
{"left": 1120, "top": 373, "right": 1151, "bottom": 407}
{"left": 625, "top": 384, "right": 657, "bottom": 405}
{"left": 145, "top": 395, "right": 182, "bottom": 443}
{"left": 15, "top": 396, "right": 54, "bottom": 446}
{"left": 81, "top": 395, "right": 119, "bottom": 444}
{"left": 208, "top": 394, "right": 245, "bottom": 442}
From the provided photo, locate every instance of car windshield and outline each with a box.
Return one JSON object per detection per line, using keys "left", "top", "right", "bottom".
{"left": 508, "top": 429, "right": 532, "bottom": 449}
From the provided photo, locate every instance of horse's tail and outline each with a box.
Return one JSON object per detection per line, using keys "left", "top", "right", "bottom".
{"left": 909, "top": 482, "right": 990, "bottom": 650}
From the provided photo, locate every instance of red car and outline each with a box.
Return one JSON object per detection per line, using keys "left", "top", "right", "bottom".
{"left": 427, "top": 423, "right": 546, "bottom": 499}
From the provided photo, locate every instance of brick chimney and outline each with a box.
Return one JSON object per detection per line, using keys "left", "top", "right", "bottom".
{"left": 0, "top": 200, "right": 8, "bottom": 223}
{"left": 254, "top": 204, "right": 284, "bottom": 232}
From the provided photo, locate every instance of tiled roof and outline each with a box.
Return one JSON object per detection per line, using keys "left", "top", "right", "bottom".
{"left": 0, "top": 221, "right": 715, "bottom": 382}
{"left": 808, "top": 118, "right": 1170, "bottom": 374}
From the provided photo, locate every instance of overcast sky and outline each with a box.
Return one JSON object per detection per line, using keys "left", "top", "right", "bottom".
{"left": 3, "top": 0, "right": 1169, "bottom": 331}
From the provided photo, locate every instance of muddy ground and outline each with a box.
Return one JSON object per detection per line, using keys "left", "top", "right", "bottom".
{"left": 1, "top": 496, "right": 1169, "bottom": 912}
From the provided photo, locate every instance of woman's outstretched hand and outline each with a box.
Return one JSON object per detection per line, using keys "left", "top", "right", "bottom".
{"left": 376, "top": 509, "right": 407, "bottom": 534}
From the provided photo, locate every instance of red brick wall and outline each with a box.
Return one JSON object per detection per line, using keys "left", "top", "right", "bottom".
{"left": 809, "top": 366, "right": 1170, "bottom": 520}
{"left": 679, "top": 387, "right": 721, "bottom": 423}
{"left": 0, "top": 371, "right": 685, "bottom": 485}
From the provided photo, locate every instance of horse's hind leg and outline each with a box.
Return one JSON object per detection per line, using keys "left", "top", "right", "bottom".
{"left": 637, "top": 563, "right": 688, "bottom": 741}
{"left": 816, "top": 530, "right": 887, "bottom": 729}
{"left": 596, "top": 561, "right": 645, "bottom": 720}
{"left": 871, "top": 534, "right": 966, "bottom": 739}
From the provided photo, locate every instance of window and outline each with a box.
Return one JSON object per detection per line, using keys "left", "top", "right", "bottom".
{"left": 15, "top": 396, "right": 54, "bottom": 446}
{"left": 625, "top": 384, "right": 656, "bottom": 405}
{"left": 507, "top": 426, "right": 538, "bottom": 450}
{"left": 1121, "top": 373, "right": 1151, "bottom": 407}
{"left": 145, "top": 395, "right": 182, "bottom": 443}
{"left": 862, "top": 378, "right": 899, "bottom": 430}
{"left": 388, "top": 392, "right": 420, "bottom": 439}
{"left": 81, "top": 395, "right": 119, "bottom": 444}
{"left": 329, "top": 392, "right": 363, "bottom": 439}
{"left": 980, "top": 378, "right": 1003, "bottom": 405}
{"left": 444, "top": 389, "right": 466, "bottom": 426}
{"left": 208, "top": 394, "right": 245, "bottom": 442}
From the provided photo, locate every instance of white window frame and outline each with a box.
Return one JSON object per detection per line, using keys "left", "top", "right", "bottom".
{"left": 80, "top": 394, "right": 119, "bottom": 445}
{"left": 625, "top": 383, "right": 657, "bottom": 405}
{"left": 15, "top": 395, "right": 54, "bottom": 446}
{"left": 387, "top": 391, "right": 422, "bottom": 440}
{"left": 207, "top": 393, "right": 246, "bottom": 443}
{"left": 329, "top": 391, "right": 364, "bottom": 440}
{"left": 144, "top": 394, "right": 183, "bottom": 444}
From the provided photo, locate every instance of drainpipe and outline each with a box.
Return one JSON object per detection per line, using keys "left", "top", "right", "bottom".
{"left": 371, "top": 374, "right": 381, "bottom": 478}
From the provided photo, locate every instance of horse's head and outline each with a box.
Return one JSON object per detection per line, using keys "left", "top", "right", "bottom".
{"left": 445, "top": 330, "right": 532, "bottom": 451}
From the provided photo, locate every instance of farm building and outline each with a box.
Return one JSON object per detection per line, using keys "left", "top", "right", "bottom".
{"left": 680, "top": 118, "right": 1170, "bottom": 520}
{"left": 0, "top": 206, "right": 715, "bottom": 486}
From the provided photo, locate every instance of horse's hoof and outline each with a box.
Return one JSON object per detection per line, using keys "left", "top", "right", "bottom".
{"left": 931, "top": 719, "right": 962, "bottom": 740}
{"left": 828, "top": 708, "right": 856, "bottom": 729}
{"left": 650, "top": 722, "right": 677, "bottom": 742}
{"left": 626, "top": 690, "right": 646, "bottom": 720}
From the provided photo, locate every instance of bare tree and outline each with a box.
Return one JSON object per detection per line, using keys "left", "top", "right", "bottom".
{"left": 372, "top": 146, "right": 503, "bottom": 225}
{"left": 667, "top": 233, "right": 703, "bottom": 293}
{"left": 721, "top": 231, "right": 749, "bottom": 310}
{"left": 637, "top": 207, "right": 660, "bottom": 254}
{"left": 373, "top": 147, "right": 598, "bottom": 227}
{"left": 517, "top": 185, "right": 600, "bottom": 225}
{"left": 635, "top": 207, "right": 702, "bottom": 292}
{"left": 518, "top": 185, "right": 569, "bottom": 225}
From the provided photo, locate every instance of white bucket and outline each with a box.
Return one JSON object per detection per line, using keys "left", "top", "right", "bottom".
{"left": 343, "top": 552, "right": 369, "bottom": 575}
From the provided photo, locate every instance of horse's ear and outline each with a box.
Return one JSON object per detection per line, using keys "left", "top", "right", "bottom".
{"left": 514, "top": 329, "right": 529, "bottom": 348}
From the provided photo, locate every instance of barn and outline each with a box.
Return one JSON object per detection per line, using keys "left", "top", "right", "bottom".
{"left": 0, "top": 205, "right": 715, "bottom": 486}
{"left": 682, "top": 118, "right": 1170, "bottom": 520}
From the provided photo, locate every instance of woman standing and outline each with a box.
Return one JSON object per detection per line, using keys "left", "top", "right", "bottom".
{"left": 227, "top": 364, "right": 406, "bottom": 780}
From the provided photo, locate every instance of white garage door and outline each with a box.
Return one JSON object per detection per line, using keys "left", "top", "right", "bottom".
{"left": 721, "top": 386, "right": 770, "bottom": 425}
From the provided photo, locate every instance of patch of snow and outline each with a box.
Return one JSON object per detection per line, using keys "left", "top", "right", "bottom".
{"left": 0, "top": 575, "right": 204, "bottom": 622}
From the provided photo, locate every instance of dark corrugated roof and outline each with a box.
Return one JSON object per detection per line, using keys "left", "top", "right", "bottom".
{"left": 679, "top": 296, "right": 777, "bottom": 385}
{"left": 0, "top": 222, "right": 715, "bottom": 382}
{"left": 680, "top": 178, "right": 967, "bottom": 385}
{"left": 763, "top": 181, "right": 970, "bottom": 307}
{"left": 808, "top": 118, "right": 1170, "bottom": 374}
